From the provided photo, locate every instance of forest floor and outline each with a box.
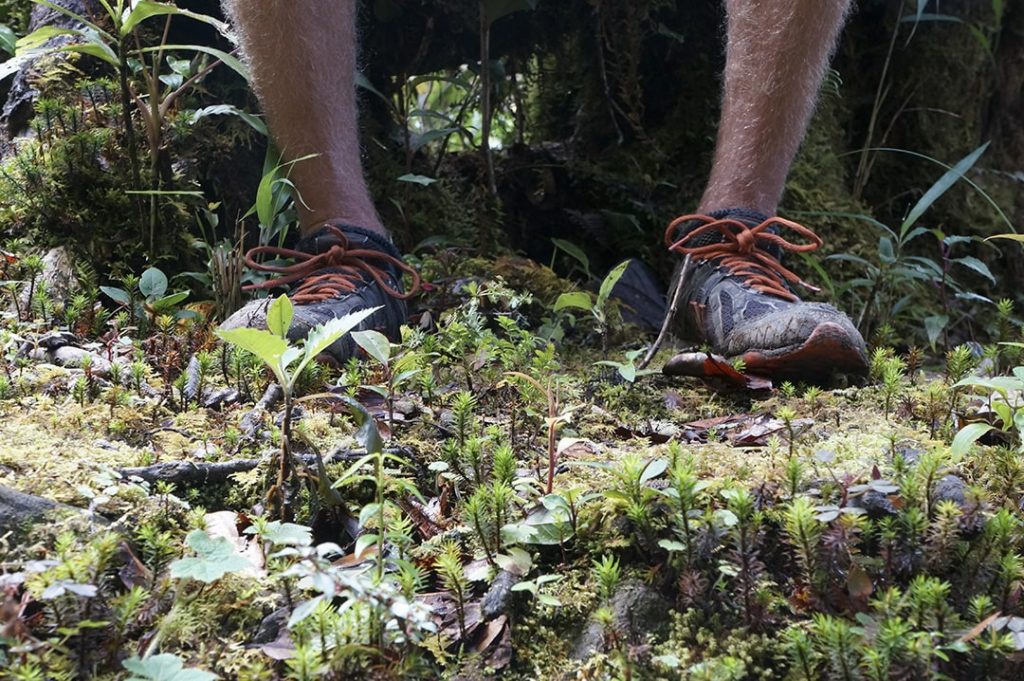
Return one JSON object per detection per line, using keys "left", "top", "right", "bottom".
{"left": 0, "top": 251, "right": 1022, "bottom": 681}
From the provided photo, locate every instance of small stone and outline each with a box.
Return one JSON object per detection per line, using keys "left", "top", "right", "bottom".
{"left": 850, "top": 489, "right": 899, "bottom": 519}
{"left": 570, "top": 579, "right": 672, "bottom": 660}
{"left": 481, "top": 570, "right": 521, "bottom": 621}
{"left": 203, "top": 387, "right": 239, "bottom": 411}
{"left": 933, "top": 474, "right": 968, "bottom": 507}
{"left": 52, "top": 346, "right": 112, "bottom": 376}
{"left": 27, "top": 330, "right": 78, "bottom": 352}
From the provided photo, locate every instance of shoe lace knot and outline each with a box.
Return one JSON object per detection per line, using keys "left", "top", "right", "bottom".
{"left": 664, "top": 213, "right": 822, "bottom": 302}
{"left": 242, "top": 225, "right": 421, "bottom": 305}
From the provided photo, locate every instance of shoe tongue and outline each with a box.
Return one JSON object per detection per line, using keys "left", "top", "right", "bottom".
{"left": 678, "top": 208, "right": 783, "bottom": 261}
{"left": 296, "top": 224, "right": 403, "bottom": 261}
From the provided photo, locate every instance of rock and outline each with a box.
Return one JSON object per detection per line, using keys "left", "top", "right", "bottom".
{"left": 0, "top": 484, "right": 77, "bottom": 535}
{"left": 17, "top": 247, "right": 78, "bottom": 312}
{"left": 203, "top": 387, "right": 239, "bottom": 410}
{"left": 481, "top": 570, "right": 521, "bottom": 621}
{"left": 850, "top": 489, "right": 899, "bottom": 519}
{"left": 1, "top": 0, "right": 103, "bottom": 138}
{"left": 22, "top": 330, "right": 77, "bottom": 353}
{"left": 250, "top": 607, "right": 289, "bottom": 645}
{"left": 52, "top": 346, "right": 112, "bottom": 376}
{"left": 934, "top": 474, "right": 968, "bottom": 507}
{"left": 570, "top": 578, "right": 672, "bottom": 660}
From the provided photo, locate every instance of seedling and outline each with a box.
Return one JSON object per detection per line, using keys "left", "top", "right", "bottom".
{"left": 216, "top": 294, "right": 377, "bottom": 518}
{"left": 352, "top": 329, "right": 421, "bottom": 433}
{"left": 101, "top": 267, "right": 192, "bottom": 333}
{"left": 553, "top": 259, "right": 630, "bottom": 350}
{"left": 594, "top": 347, "right": 659, "bottom": 383}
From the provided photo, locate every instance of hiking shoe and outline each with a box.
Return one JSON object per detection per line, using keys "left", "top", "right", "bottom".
{"left": 220, "top": 224, "right": 419, "bottom": 363}
{"left": 663, "top": 209, "right": 867, "bottom": 382}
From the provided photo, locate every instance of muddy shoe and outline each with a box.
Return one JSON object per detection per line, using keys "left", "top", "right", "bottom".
{"left": 663, "top": 209, "right": 867, "bottom": 382}
{"left": 220, "top": 224, "right": 419, "bottom": 364}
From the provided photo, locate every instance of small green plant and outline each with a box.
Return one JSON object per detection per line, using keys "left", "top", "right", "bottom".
{"left": 216, "top": 294, "right": 376, "bottom": 518}
{"left": 101, "top": 267, "right": 191, "bottom": 333}
{"left": 553, "top": 259, "right": 630, "bottom": 350}
{"left": 592, "top": 554, "right": 621, "bottom": 600}
{"left": 352, "top": 329, "right": 421, "bottom": 432}
{"left": 594, "top": 347, "right": 658, "bottom": 383}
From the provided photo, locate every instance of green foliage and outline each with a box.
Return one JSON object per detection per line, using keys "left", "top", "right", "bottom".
{"left": 123, "top": 654, "right": 216, "bottom": 681}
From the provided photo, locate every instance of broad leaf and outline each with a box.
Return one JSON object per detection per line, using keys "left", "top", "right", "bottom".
{"left": 553, "top": 291, "right": 593, "bottom": 312}
{"left": 951, "top": 422, "right": 994, "bottom": 458}
{"left": 639, "top": 458, "right": 668, "bottom": 484}
{"left": 123, "top": 654, "right": 217, "bottom": 681}
{"left": 924, "top": 315, "right": 948, "bottom": 348}
{"left": 214, "top": 327, "right": 289, "bottom": 385}
{"left": 169, "top": 530, "right": 254, "bottom": 583}
{"left": 352, "top": 329, "right": 391, "bottom": 364}
{"left": 952, "top": 256, "right": 996, "bottom": 284}
{"left": 551, "top": 238, "right": 591, "bottom": 277}
{"left": 597, "top": 259, "right": 631, "bottom": 307}
{"left": 16, "top": 26, "right": 80, "bottom": 51}
{"left": 292, "top": 306, "right": 379, "bottom": 382}
{"left": 149, "top": 291, "right": 189, "bottom": 312}
{"left": 139, "top": 267, "right": 168, "bottom": 298}
{"left": 0, "top": 24, "right": 16, "bottom": 55}
{"left": 266, "top": 294, "right": 293, "bottom": 339}
{"left": 100, "top": 286, "right": 131, "bottom": 306}
{"left": 247, "top": 521, "right": 311, "bottom": 547}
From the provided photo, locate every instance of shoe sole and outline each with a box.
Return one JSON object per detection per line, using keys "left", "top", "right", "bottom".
{"left": 740, "top": 321, "right": 868, "bottom": 384}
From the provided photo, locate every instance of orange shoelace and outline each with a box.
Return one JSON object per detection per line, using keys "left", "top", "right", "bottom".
{"left": 664, "top": 214, "right": 822, "bottom": 302}
{"left": 242, "top": 226, "right": 421, "bottom": 305}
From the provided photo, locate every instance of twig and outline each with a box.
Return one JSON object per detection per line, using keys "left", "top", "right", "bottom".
{"left": 639, "top": 254, "right": 690, "bottom": 370}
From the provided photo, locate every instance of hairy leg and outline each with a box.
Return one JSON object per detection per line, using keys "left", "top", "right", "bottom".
{"left": 700, "top": 0, "right": 852, "bottom": 214}
{"left": 222, "top": 0, "right": 383, "bottom": 236}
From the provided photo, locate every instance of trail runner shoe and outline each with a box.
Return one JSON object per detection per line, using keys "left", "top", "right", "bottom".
{"left": 220, "top": 224, "right": 420, "bottom": 363}
{"left": 664, "top": 208, "right": 867, "bottom": 382}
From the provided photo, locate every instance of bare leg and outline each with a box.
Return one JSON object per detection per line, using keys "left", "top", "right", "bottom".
{"left": 699, "top": 0, "right": 852, "bottom": 214}
{"left": 222, "top": 1, "right": 383, "bottom": 236}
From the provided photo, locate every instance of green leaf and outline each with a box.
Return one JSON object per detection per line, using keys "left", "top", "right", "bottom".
{"left": 100, "top": 286, "right": 131, "bottom": 306}
{"left": 137, "top": 44, "right": 249, "bottom": 83}
{"left": 215, "top": 327, "right": 289, "bottom": 384}
{"left": 16, "top": 26, "right": 80, "bottom": 52}
{"left": 494, "top": 547, "right": 533, "bottom": 576}
{"left": 169, "top": 530, "right": 253, "bottom": 583}
{"left": 0, "top": 25, "right": 16, "bottom": 55}
{"left": 658, "top": 539, "right": 687, "bottom": 552}
{"left": 397, "top": 173, "right": 437, "bottom": 186}
{"left": 247, "top": 521, "right": 311, "bottom": 547}
{"left": 55, "top": 38, "right": 119, "bottom": 67}
{"left": 355, "top": 533, "right": 379, "bottom": 558}
{"left": 537, "top": 593, "right": 562, "bottom": 607}
{"left": 551, "top": 238, "right": 591, "bottom": 277}
{"left": 121, "top": 1, "right": 180, "bottom": 35}
{"left": 952, "top": 256, "right": 996, "bottom": 284}
{"left": 597, "top": 259, "right": 631, "bottom": 308}
{"left": 123, "top": 653, "right": 217, "bottom": 681}
{"left": 355, "top": 71, "right": 390, "bottom": 106}
{"left": 266, "top": 294, "right": 293, "bottom": 339}
{"left": 352, "top": 329, "right": 391, "bottom": 364}
{"left": 286, "top": 596, "right": 325, "bottom": 628}
{"left": 900, "top": 142, "right": 989, "bottom": 237}
{"left": 292, "top": 306, "right": 380, "bottom": 382}
{"left": 190, "top": 104, "right": 267, "bottom": 136}
{"left": 139, "top": 267, "right": 168, "bottom": 298}
{"left": 149, "top": 291, "right": 189, "bottom": 312}
{"left": 553, "top": 291, "right": 593, "bottom": 312}
{"left": 639, "top": 458, "right": 668, "bottom": 484}
{"left": 951, "top": 422, "right": 995, "bottom": 458}
{"left": 924, "top": 314, "right": 948, "bottom": 348}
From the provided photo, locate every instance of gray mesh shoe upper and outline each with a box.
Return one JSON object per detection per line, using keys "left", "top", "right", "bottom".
{"left": 665, "top": 209, "right": 867, "bottom": 370}
{"left": 220, "top": 224, "right": 418, "bottom": 363}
